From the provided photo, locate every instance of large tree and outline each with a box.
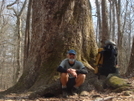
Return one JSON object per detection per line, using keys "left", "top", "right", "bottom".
{"left": 3, "top": 0, "right": 98, "bottom": 97}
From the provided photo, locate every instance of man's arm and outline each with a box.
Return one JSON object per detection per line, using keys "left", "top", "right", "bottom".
{"left": 76, "top": 61, "right": 88, "bottom": 74}
{"left": 76, "top": 67, "right": 88, "bottom": 74}
{"left": 57, "top": 59, "right": 68, "bottom": 73}
{"left": 57, "top": 66, "right": 67, "bottom": 73}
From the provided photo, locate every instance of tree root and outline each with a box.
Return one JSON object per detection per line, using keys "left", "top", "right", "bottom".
{"left": 28, "top": 80, "right": 61, "bottom": 99}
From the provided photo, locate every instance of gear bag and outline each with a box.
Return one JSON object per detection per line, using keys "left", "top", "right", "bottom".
{"left": 95, "top": 44, "right": 117, "bottom": 76}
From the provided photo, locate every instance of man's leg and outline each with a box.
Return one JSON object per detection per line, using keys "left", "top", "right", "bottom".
{"left": 71, "top": 74, "right": 86, "bottom": 95}
{"left": 75, "top": 74, "right": 86, "bottom": 87}
{"left": 60, "top": 73, "right": 69, "bottom": 87}
{"left": 60, "top": 73, "right": 69, "bottom": 98}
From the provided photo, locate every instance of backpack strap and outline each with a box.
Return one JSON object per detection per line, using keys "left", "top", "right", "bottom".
{"left": 98, "top": 51, "right": 103, "bottom": 66}
{"left": 95, "top": 48, "right": 104, "bottom": 79}
{"left": 97, "top": 51, "right": 104, "bottom": 79}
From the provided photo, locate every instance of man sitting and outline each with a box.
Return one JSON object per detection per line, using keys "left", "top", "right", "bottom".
{"left": 57, "top": 49, "right": 88, "bottom": 97}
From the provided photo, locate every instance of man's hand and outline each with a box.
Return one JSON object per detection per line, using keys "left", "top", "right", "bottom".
{"left": 67, "top": 68, "right": 77, "bottom": 77}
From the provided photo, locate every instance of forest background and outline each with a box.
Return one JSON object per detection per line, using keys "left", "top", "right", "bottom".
{"left": 0, "top": 0, "right": 134, "bottom": 92}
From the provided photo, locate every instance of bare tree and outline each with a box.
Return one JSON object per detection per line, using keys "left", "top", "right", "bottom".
{"left": 101, "top": 0, "right": 110, "bottom": 46}
{"left": 108, "top": 0, "right": 116, "bottom": 41}
{"left": 113, "top": 0, "right": 124, "bottom": 74}
{"left": 0, "top": 0, "right": 5, "bottom": 14}
{"left": 95, "top": 0, "right": 102, "bottom": 47}
{"left": 7, "top": 0, "right": 27, "bottom": 82}
{"left": 24, "top": 0, "right": 32, "bottom": 70}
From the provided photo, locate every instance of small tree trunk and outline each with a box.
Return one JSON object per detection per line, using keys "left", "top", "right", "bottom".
{"left": 111, "top": 1, "right": 116, "bottom": 41}
{"left": 95, "top": 0, "right": 102, "bottom": 47}
{"left": 115, "top": 0, "right": 124, "bottom": 74}
{"left": 24, "top": 0, "right": 32, "bottom": 70}
{"left": 101, "top": 0, "right": 109, "bottom": 46}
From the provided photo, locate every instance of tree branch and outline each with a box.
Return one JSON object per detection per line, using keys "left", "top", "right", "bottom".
{"left": 6, "top": 0, "right": 19, "bottom": 16}
{"left": 18, "top": 0, "right": 27, "bottom": 16}
{"left": 6, "top": 0, "right": 19, "bottom": 9}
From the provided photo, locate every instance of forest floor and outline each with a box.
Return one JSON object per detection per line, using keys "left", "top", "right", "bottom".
{"left": 0, "top": 77, "right": 134, "bottom": 101}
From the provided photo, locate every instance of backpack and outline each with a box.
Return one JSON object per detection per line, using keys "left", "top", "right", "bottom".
{"left": 95, "top": 44, "right": 117, "bottom": 77}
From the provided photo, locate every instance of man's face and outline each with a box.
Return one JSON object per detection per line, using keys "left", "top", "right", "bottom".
{"left": 68, "top": 53, "right": 75, "bottom": 59}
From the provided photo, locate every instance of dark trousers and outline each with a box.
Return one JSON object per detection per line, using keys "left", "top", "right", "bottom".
{"left": 67, "top": 77, "right": 76, "bottom": 90}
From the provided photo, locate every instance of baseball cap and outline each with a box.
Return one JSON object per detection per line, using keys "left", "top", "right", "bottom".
{"left": 67, "top": 50, "right": 76, "bottom": 55}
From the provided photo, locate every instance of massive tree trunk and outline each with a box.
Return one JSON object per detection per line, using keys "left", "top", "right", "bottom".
{"left": 4, "top": 0, "right": 98, "bottom": 96}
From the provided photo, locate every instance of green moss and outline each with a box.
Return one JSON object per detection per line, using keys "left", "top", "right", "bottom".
{"left": 108, "top": 76, "right": 129, "bottom": 88}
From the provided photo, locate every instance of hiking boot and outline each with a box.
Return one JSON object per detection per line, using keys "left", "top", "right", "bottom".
{"left": 62, "top": 88, "right": 68, "bottom": 98}
{"left": 71, "top": 87, "right": 78, "bottom": 95}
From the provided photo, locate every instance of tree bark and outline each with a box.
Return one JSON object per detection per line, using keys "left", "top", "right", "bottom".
{"left": 101, "top": 0, "right": 109, "bottom": 46}
{"left": 114, "top": 0, "right": 124, "bottom": 74}
{"left": 95, "top": 0, "right": 102, "bottom": 47}
{"left": 4, "top": 0, "right": 98, "bottom": 95}
{"left": 24, "top": 0, "right": 33, "bottom": 70}
{"left": 111, "top": 0, "right": 116, "bottom": 41}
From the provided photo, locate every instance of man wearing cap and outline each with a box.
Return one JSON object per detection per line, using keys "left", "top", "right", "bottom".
{"left": 57, "top": 49, "right": 88, "bottom": 98}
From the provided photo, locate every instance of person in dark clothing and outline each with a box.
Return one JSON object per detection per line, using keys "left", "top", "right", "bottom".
{"left": 103, "top": 40, "right": 119, "bottom": 76}
{"left": 57, "top": 49, "right": 88, "bottom": 98}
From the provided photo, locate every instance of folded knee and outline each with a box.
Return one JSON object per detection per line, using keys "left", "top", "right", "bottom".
{"left": 61, "top": 73, "right": 69, "bottom": 78}
{"left": 78, "top": 74, "right": 86, "bottom": 79}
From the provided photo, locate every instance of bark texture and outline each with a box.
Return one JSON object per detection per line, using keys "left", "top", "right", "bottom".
{"left": 101, "top": 0, "right": 109, "bottom": 46}
{"left": 3, "top": 0, "right": 97, "bottom": 95}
